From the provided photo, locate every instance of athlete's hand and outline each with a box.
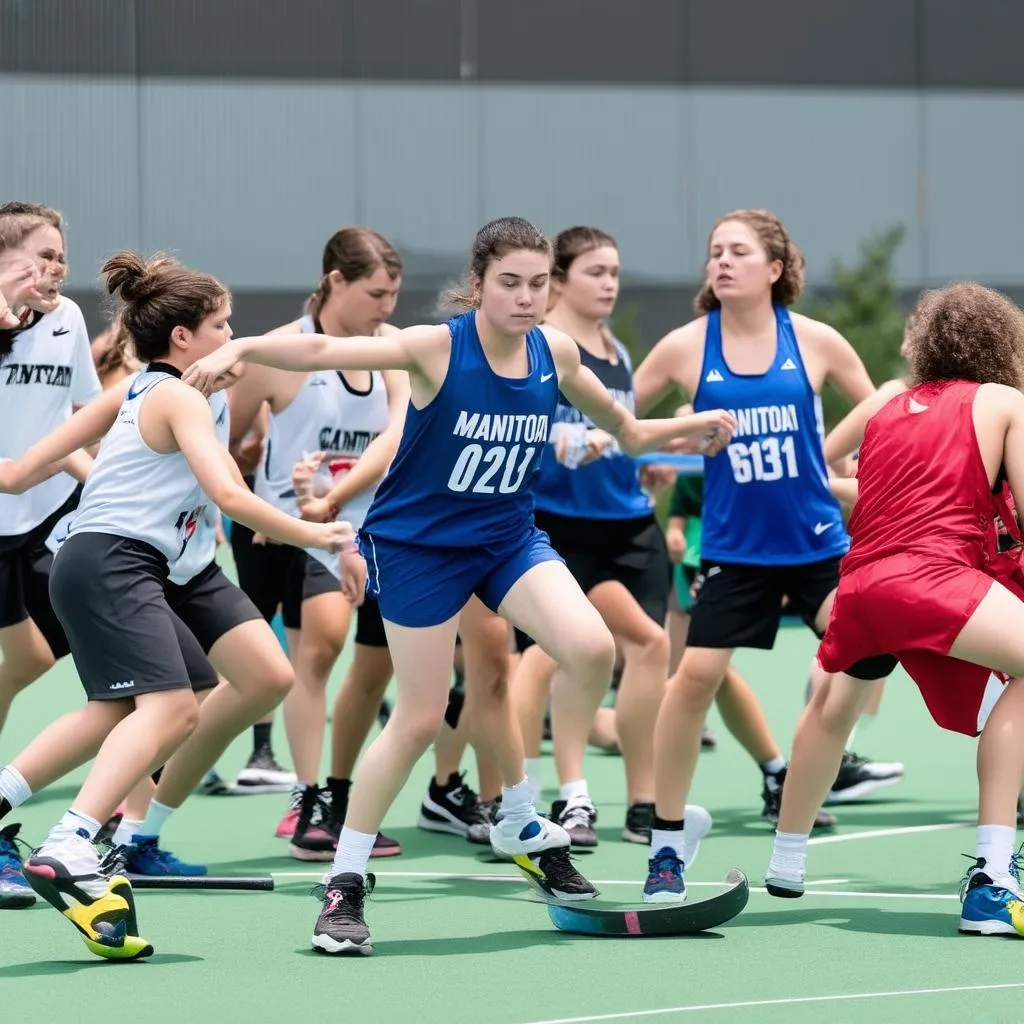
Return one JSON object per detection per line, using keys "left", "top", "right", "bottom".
{"left": 668, "top": 409, "right": 736, "bottom": 457}
{"left": 639, "top": 464, "right": 676, "bottom": 495}
{"left": 0, "top": 256, "right": 45, "bottom": 327}
{"left": 292, "top": 451, "right": 326, "bottom": 501}
{"left": 310, "top": 519, "right": 354, "bottom": 554}
{"left": 578, "top": 429, "right": 615, "bottom": 466}
{"left": 183, "top": 342, "right": 245, "bottom": 396}
{"left": 665, "top": 524, "right": 686, "bottom": 563}
{"left": 340, "top": 549, "right": 367, "bottom": 607}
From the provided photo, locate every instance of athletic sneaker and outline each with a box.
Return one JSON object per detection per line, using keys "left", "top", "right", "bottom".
{"left": 701, "top": 727, "right": 718, "bottom": 751}
{"left": 23, "top": 828, "right": 153, "bottom": 960}
{"left": 418, "top": 772, "right": 489, "bottom": 839}
{"left": 623, "top": 802, "right": 653, "bottom": 844}
{"left": 312, "top": 872, "right": 374, "bottom": 955}
{"left": 824, "top": 751, "right": 905, "bottom": 805}
{"left": 490, "top": 814, "right": 597, "bottom": 900}
{"left": 123, "top": 835, "right": 208, "bottom": 876}
{"left": 761, "top": 769, "right": 837, "bottom": 830}
{"left": 275, "top": 788, "right": 303, "bottom": 839}
{"left": 195, "top": 769, "right": 231, "bottom": 796}
{"left": 643, "top": 847, "right": 686, "bottom": 903}
{"left": 959, "top": 856, "right": 1024, "bottom": 936}
{"left": 0, "top": 823, "right": 35, "bottom": 909}
{"left": 234, "top": 744, "right": 296, "bottom": 794}
{"left": 551, "top": 795, "right": 599, "bottom": 848}
{"left": 467, "top": 799, "right": 499, "bottom": 846}
{"left": 290, "top": 786, "right": 338, "bottom": 861}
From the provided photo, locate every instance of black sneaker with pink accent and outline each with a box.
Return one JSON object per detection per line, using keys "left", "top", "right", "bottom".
{"left": 311, "top": 872, "right": 374, "bottom": 955}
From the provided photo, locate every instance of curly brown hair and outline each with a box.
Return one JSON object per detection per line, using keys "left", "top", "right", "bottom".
{"left": 904, "top": 282, "right": 1024, "bottom": 389}
{"left": 694, "top": 209, "right": 805, "bottom": 315}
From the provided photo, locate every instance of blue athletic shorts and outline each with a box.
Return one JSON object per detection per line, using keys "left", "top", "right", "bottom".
{"left": 360, "top": 527, "right": 563, "bottom": 628}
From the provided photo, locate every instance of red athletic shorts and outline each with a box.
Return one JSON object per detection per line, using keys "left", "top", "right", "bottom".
{"left": 818, "top": 553, "right": 1018, "bottom": 736}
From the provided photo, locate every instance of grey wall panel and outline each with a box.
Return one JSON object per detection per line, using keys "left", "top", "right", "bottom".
{"left": 0, "top": 0, "right": 137, "bottom": 74}
{"left": 349, "top": 0, "right": 463, "bottom": 80}
{"left": 138, "top": 81, "right": 359, "bottom": 291}
{"left": 477, "top": 86, "right": 694, "bottom": 281}
{"left": 136, "top": 0, "right": 348, "bottom": 79}
{"left": 922, "top": 94, "right": 1024, "bottom": 283}
{"left": 353, "top": 85, "right": 481, "bottom": 275}
{"left": 688, "top": 0, "right": 918, "bottom": 89}
{"left": 476, "top": 0, "right": 686, "bottom": 84}
{"left": 0, "top": 77, "right": 142, "bottom": 289}
{"left": 690, "top": 89, "right": 923, "bottom": 285}
{"left": 921, "top": 0, "right": 1024, "bottom": 90}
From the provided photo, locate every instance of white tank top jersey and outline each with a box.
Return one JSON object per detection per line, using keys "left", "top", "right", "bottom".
{"left": 68, "top": 368, "right": 210, "bottom": 569}
{"left": 167, "top": 389, "right": 230, "bottom": 585}
{"left": 253, "top": 315, "right": 390, "bottom": 578}
{"left": 0, "top": 298, "right": 102, "bottom": 535}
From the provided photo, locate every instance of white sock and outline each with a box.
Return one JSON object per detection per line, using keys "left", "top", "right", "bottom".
{"left": 51, "top": 808, "right": 102, "bottom": 841}
{"left": 112, "top": 818, "right": 144, "bottom": 846}
{"left": 139, "top": 799, "right": 174, "bottom": 838}
{"left": 0, "top": 764, "right": 32, "bottom": 811}
{"left": 760, "top": 757, "right": 786, "bottom": 777}
{"left": 651, "top": 827, "right": 684, "bottom": 859}
{"left": 769, "top": 830, "right": 809, "bottom": 879}
{"left": 331, "top": 826, "right": 377, "bottom": 878}
{"left": 558, "top": 779, "right": 589, "bottom": 803}
{"left": 500, "top": 777, "right": 537, "bottom": 824}
{"left": 525, "top": 758, "right": 543, "bottom": 803}
{"left": 977, "top": 824, "right": 1016, "bottom": 879}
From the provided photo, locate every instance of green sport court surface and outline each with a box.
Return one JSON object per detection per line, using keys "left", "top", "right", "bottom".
{"left": 1, "top": 618, "right": 1022, "bottom": 1023}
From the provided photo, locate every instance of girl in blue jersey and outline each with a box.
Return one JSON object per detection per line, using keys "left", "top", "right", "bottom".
{"left": 510, "top": 225, "right": 707, "bottom": 853}
{"left": 631, "top": 209, "right": 884, "bottom": 902}
{"left": 186, "top": 216, "right": 736, "bottom": 956}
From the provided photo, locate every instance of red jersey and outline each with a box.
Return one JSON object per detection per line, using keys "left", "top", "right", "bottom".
{"left": 844, "top": 379, "right": 1001, "bottom": 575}
{"left": 818, "top": 378, "right": 1023, "bottom": 736}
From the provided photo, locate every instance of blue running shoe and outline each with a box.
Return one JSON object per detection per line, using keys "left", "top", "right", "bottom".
{"left": 959, "top": 854, "right": 1024, "bottom": 937}
{"left": 643, "top": 846, "right": 686, "bottom": 904}
{"left": 0, "top": 823, "right": 35, "bottom": 909}
{"left": 124, "top": 835, "right": 208, "bottom": 876}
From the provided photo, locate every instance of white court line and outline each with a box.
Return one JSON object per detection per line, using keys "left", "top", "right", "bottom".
{"left": 809, "top": 822, "right": 969, "bottom": 846}
{"left": 519, "top": 983, "right": 1024, "bottom": 1024}
{"left": 270, "top": 870, "right": 955, "bottom": 900}
{"left": 803, "top": 878, "right": 850, "bottom": 886}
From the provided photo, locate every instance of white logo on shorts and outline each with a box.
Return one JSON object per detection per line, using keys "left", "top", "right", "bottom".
{"left": 109, "top": 680, "right": 135, "bottom": 691}
{"left": 813, "top": 521, "right": 835, "bottom": 536}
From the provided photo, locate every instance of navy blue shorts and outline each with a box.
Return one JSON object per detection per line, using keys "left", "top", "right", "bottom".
{"left": 360, "top": 528, "right": 562, "bottom": 628}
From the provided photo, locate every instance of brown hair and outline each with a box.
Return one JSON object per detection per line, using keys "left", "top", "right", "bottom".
{"left": 306, "top": 227, "right": 402, "bottom": 316}
{"left": 102, "top": 252, "right": 229, "bottom": 363}
{"left": 92, "top": 320, "right": 136, "bottom": 384}
{"left": 552, "top": 226, "right": 618, "bottom": 281}
{"left": 694, "top": 209, "right": 805, "bottom": 314}
{"left": 904, "top": 282, "right": 1024, "bottom": 389}
{"left": 0, "top": 201, "right": 64, "bottom": 254}
{"left": 443, "top": 217, "right": 552, "bottom": 312}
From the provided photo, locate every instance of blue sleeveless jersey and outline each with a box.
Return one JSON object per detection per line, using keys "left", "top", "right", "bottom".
{"left": 693, "top": 307, "right": 848, "bottom": 566}
{"left": 360, "top": 311, "right": 558, "bottom": 548}
{"left": 533, "top": 337, "right": 652, "bottom": 521}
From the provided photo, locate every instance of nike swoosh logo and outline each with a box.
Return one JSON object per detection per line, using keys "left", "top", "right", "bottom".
{"left": 52, "top": 328, "right": 70, "bottom": 336}
{"left": 813, "top": 522, "right": 836, "bottom": 536}
{"left": 126, "top": 379, "right": 160, "bottom": 400}
{"left": 541, "top": 372, "right": 555, "bottom": 383}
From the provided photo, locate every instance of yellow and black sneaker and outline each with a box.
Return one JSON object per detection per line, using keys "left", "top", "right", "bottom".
{"left": 23, "top": 828, "right": 153, "bottom": 961}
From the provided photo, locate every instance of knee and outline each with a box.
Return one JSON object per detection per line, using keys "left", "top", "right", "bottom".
{"left": 258, "top": 661, "right": 294, "bottom": 706}
{"left": 393, "top": 707, "right": 446, "bottom": 753}
{"left": 671, "top": 654, "right": 726, "bottom": 707}
{"left": 627, "top": 624, "right": 669, "bottom": 667}
{"left": 0, "top": 647, "right": 55, "bottom": 690}
{"left": 569, "top": 628, "right": 616, "bottom": 684}
{"left": 298, "top": 639, "right": 343, "bottom": 684}
{"left": 174, "top": 697, "right": 201, "bottom": 740}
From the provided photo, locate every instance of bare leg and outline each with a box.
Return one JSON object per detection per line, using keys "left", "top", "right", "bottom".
{"left": 0, "top": 619, "right": 55, "bottom": 736}
{"left": 330, "top": 644, "right": 393, "bottom": 780}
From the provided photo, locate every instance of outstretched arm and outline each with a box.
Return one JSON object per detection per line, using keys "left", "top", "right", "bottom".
{"left": 0, "top": 381, "right": 127, "bottom": 493}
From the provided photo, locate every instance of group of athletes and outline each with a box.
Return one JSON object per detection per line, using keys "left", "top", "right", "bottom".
{"left": 0, "top": 197, "right": 1023, "bottom": 960}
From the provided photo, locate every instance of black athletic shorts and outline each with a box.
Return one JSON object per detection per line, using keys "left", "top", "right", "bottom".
{"left": 686, "top": 556, "right": 840, "bottom": 650}
{"left": 50, "top": 533, "right": 225, "bottom": 700}
{"left": 0, "top": 487, "right": 81, "bottom": 631}
{"left": 230, "top": 522, "right": 338, "bottom": 629}
{"left": 515, "top": 511, "right": 671, "bottom": 653}
{"left": 165, "top": 559, "right": 263, "bottom": 655}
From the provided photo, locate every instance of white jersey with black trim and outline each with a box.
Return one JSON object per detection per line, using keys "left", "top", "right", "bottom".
{"left": 0, "top": 298, "right": 102, "bottom": 535}
{"left": 68, "top": 367, "right": 208, "bottom": 570}
{"left": 253, "top": 314, "right": 389, "bottom": 577}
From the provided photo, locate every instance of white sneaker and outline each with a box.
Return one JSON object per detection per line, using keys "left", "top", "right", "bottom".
{"left": 490, "top": 813, "right": 569, "bottom": 859}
